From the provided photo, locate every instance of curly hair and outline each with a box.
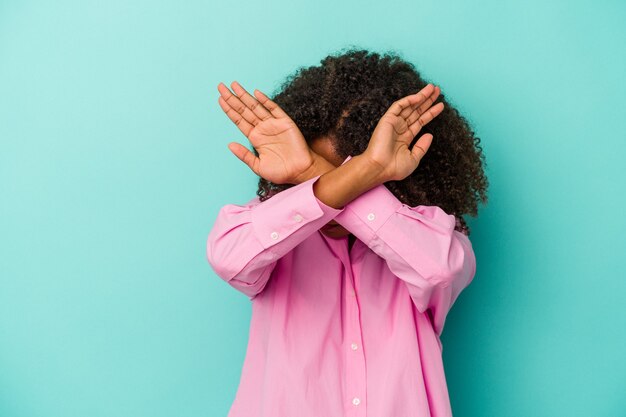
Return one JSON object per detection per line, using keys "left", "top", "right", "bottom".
{"left": 253, "top": 47, "right": 489, "bottom": 236}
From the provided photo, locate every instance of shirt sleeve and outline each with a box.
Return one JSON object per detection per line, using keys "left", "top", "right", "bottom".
{"left": 324, "top": 155, "right": 477, "bottom": 336}
{"left": 206, "top": 174, "right": 345, "bottom": 300}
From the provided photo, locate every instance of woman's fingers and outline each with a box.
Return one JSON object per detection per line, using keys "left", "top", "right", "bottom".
{"left": 400, "top": 85, "right": 442, "bottom": 127}
{"left": 253, "top": 89, "right": 290, "bottom": 119}
{"left": 407, "top": 102, "right": 445, "bottom": 137}
{"left": 217, "top": 83, "right": 254, "bottom": 137}
{"left": 389, "top": 84, "right": 434, "bottom": 117}
{"left": 397, "top": 86, "right": 442, "bottom": 137}
{"left": 405, "top": 93, "right": 441, "bottom": 128}
{"left": 413, "top": 86, "right": 441, "bottom": 116}
{"left": 230, "top": 81, "right": 273, "bottom": 122}
{"left": 399, "top": 84, "right": 438, "bottom": 119}
{"left": 218, "top": 81, "right": 270, "bottom": 136}
{"left": 411, "top": 133, "right": 433, "bottom": 161}
{"left": 218, "top": 95, "right": 254, "bottom": 137}
{"left": 227, "top": 141, "right": 260, "bottom": 175}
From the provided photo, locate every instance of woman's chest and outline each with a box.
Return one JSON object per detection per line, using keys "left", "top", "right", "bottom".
{"left": 267, "top": 233, "right": 409, "bottom": 310}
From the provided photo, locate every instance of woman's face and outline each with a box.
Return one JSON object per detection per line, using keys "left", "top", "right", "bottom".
{"left": 309, "top": 136, "right": 351, "bottom": 239}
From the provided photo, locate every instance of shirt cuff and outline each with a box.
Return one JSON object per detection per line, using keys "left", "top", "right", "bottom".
{"left": 331, "top": 155, "right": 404, "bottom": 245}
{"left": 251, "top": 173, "right": 344, "bottom": 249}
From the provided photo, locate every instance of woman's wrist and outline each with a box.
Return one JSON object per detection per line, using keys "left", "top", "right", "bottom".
{"left": 311, "top": 153, "right": 386, "bottom": 209}
{"left": 292, "top": 152, "right": 336, "bottom": 184}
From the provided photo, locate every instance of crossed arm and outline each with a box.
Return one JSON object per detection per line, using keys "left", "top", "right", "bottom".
{"left": 208, "top": 81, "right": 476, "bottom": 337}
{"left": 207, "top": 151, "right": 475, "bottom": 337}
{"left": 304, "top": 154, "right": 476, "bottom": 337}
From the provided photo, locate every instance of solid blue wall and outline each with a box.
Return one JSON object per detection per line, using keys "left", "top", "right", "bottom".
{"left": 1, "top": 1, "right": 625, "bottom": 416}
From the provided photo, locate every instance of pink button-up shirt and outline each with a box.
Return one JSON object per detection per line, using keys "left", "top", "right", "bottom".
{"left": 206, "top": 155, "right": 476, "bottom": 417}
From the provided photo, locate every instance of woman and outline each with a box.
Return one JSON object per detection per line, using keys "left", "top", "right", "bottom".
{"left": 207, "top": 48, "right": 488, "bottom": 417}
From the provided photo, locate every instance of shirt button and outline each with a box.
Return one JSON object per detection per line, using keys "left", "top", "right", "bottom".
{"left": 367, "top": 212, "right": 375, "bottom": 221}
{"left": 293, "top": 214, "right": 303, "bottom": 222}
{"left": 351, "top": 343, "right": 358, "bottom": 350}
{"left": 270, "top": 231, "right": 279, "bottom": 240}
{"left": 352, "top": 397, "right": 361, "bottom": 406}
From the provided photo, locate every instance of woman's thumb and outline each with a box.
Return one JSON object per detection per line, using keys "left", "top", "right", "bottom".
{"left": 228, "top": 142, "right": 258, "bottom": 174}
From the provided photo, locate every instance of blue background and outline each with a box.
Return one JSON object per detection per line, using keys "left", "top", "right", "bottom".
{"left": 1, "top": 1, "right": 625, "bottom": 416}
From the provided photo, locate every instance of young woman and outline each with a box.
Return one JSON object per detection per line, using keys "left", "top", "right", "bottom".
{"left": 207, "top": 48, "right": 488, "bottom": 417}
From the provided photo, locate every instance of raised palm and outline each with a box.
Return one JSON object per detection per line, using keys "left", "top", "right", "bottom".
{"left": 217, "top": 81, "right": 314, "bottom": 185}
{"left": 364, "top": 83, "right": 445, "bottom": 182}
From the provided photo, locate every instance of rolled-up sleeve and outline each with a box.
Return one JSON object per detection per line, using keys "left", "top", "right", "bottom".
{"left": 326, "top": 155, "right": 477, "bottom": 336}
{"left": 207, "top": 174, "right": 345, "bottom": 300}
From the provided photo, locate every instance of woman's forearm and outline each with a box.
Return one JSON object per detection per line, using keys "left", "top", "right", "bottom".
{"left": 311, "top": 154, "right": 386, "bottom": 209}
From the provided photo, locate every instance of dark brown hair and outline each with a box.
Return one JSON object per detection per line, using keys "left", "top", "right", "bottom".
{"left": 254, "top": 47, "right": 488, "bottom": 236}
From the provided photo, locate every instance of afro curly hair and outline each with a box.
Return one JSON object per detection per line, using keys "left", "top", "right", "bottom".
{"left": 253, "top": 47, "right": 489, "bottom": 236}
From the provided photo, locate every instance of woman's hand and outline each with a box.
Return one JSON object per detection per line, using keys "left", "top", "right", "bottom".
{"left": 362, "top": 83, "right": 444, "bottom": 182}
{"left": 217, "top": 81, "right": 320, "bottom": 185}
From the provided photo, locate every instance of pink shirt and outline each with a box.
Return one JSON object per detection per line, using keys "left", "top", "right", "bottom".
{"left": 206, "top": 155, "right": 477, "bottom": 417}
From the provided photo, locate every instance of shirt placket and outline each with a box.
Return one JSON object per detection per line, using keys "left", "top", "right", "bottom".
{"left": 343, "top": 247, "right": 367, "bottom": 417}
